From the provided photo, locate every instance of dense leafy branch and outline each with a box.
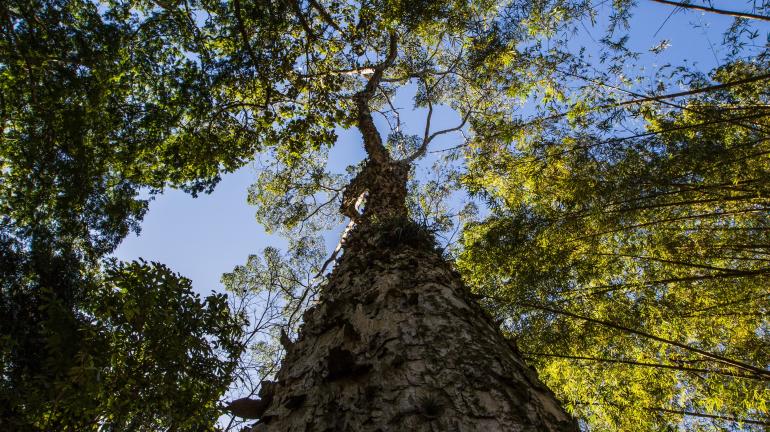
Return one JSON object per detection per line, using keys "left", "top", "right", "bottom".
{"left": 506, "top": 300, "right": 770, "bottom": 378}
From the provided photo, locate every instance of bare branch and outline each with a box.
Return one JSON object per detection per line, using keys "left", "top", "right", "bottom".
{"left": 379, "top": 84, "right": 401, "bottom": 134}
{"left": 404, "top": 108, "right": 472, "bottom": 162}
{"left": 297, "top": 191, "right": 340, "bottom": 231}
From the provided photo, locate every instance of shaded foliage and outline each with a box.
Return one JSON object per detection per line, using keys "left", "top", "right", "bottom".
{"left": 1, "top": 256, "right": 242, "bottom": 430}
{"left": 1, "top": 0, "right": 250, "bottom": 428}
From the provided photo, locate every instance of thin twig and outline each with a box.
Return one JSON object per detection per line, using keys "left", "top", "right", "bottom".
{"left": 649, "top": 0, "right": 770, "bottom": 22}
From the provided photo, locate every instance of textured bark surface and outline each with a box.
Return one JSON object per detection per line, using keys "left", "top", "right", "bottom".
{"left": 341, "top": 160, "right": 409, "bottom": 223}
{"left": 251, "top": 222, "right": 578, "bottom": 432}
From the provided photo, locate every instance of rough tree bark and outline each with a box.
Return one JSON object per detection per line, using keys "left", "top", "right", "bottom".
{"left": 245, "top": 217, "right": 578, "bottom": 431}
{"left": 234, "top": 35, "right": 578, "bottom": 432}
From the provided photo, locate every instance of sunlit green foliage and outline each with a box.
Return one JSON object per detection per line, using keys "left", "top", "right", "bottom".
{"left": 231, "top": 0, "right": 593, "bottom": 238}
{"left": 459, "top": 58, "right": 770, "bottom": 430}
{"left": 6, "top": 0, "right": 770, "bottom": 429}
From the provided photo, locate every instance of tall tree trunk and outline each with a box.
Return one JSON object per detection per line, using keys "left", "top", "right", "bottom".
{"left": 240, "top": 39, "right": 577, "bottom": 429}
{"left": 248, "top": 216, "right": 577, "bottom": 431}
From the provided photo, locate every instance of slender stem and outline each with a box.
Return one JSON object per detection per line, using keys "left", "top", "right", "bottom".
{"left": 423, "top": 99, "right": 434, "bottom": 147}
{"left": 405, "top": 107, "right": 472, "bottom": 162}
{"left": 508, "top": 300, "right": 770, "bottom": 378}
{"left": 483, "top": 117, "right": 770, "bottom": 172}
{"left": 572, "top": 400, "right": 770, "bottom": 426}
{"left": 523, "top": 352, "right": 764, "bottom": 380}
{"left": 611, "top": 72, "right": 770, "bottom": 107}
{"left": 649, "top": 0, "right": 770, "bottom": 22}
{"left": 520, "top": 71, "right": 770, "bottom": 130}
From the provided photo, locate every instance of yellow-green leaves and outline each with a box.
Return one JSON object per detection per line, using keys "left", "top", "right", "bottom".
{"left": 459, "top": 59, "right": 770, "bottom": 431}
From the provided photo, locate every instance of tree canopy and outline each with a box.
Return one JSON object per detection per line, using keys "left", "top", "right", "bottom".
{"left": 1, "top": 0, "right": 249, "bottom": 428}
{"left": 221, "top": 1, "right": 770, "bottom": 430}
{"left": 457, "top": 14, "right": 770, "bottom": 432}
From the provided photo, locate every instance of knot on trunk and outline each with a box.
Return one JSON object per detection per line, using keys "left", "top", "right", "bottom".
{"left": 341, "top": 160, "right": 409, "bottom": 223}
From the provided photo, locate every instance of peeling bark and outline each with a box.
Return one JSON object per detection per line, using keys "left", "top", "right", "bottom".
{"left": 249, "top": 222, "right": 578, "bottom": 431}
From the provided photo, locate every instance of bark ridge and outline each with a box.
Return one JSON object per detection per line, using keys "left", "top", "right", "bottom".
{"left": 251, "top": 222, "right": 578, "bottom": 432}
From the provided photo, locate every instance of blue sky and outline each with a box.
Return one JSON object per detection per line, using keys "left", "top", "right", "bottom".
{"left": 112, "top": 1, "right": 752, "bottom": 296}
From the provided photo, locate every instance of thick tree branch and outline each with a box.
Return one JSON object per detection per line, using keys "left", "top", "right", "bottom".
{"left": 649, "top": 0, "right": 770, "bottom": 22}
{"left": 354, "top": 31, "right": 398, "bottom": 164}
